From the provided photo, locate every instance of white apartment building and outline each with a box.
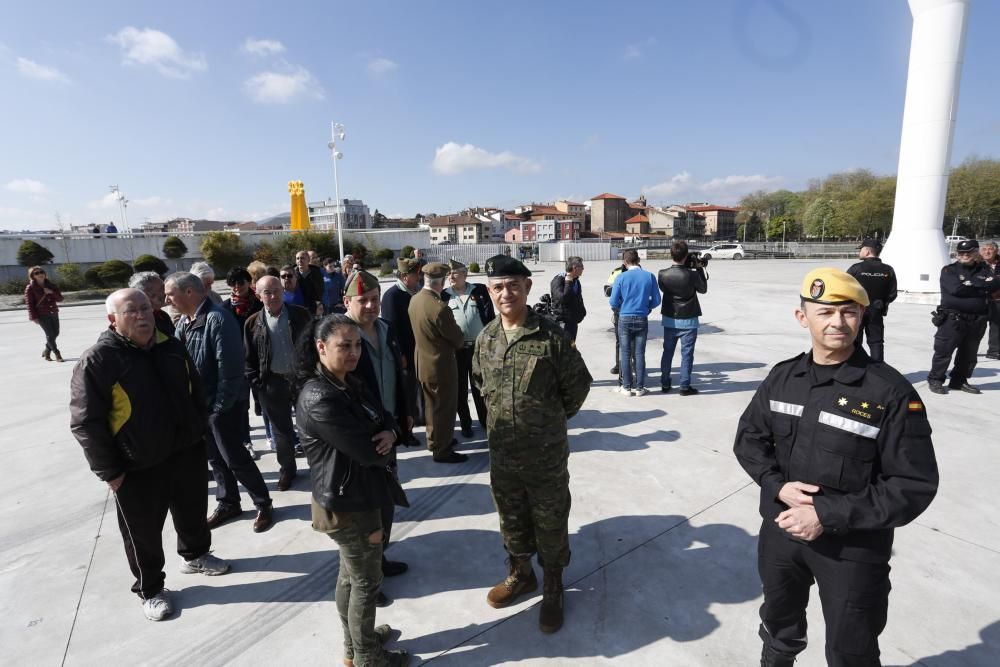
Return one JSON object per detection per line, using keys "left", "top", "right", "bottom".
{"left": 307, "top": 198, "right": 372, "bottom": 231}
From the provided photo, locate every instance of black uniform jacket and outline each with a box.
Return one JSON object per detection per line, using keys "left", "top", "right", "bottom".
{"left": 734, "top": 349, "right": 938, "bottom": 563}
{"left": 297, "top": 369, "right": 407, "bottom": 513}
{"left": 847, "top": 257, "right": 897, "bottom": 315}
{"left": 70, "top": 328, "right": 207, "bottom": 482}
{"left": 939, "top": 261, "right": 995, "bottom": 315}
{"left": 381, "top": 284, "right": 416, "bottom": 362}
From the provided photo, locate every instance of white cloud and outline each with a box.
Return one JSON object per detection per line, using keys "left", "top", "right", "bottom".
{"left": 367, "top": 57, "right": 398, "bottom": 76}
{"left": 244, "top": 66, "right": 323, "bottom": 104}
{"left": 87, "top": 192, "right": 120, "bottom": 210}
{"left": 108, "top": 27, "right": 207, "bottom": 78}
{"left": 16, "top": 57, "right": 69, "bottom": 82}
{"left": 432, "top": 142, "right": 542, "bottom": 176}
{"left": 5, "top": 178, "right": 48, "bottom": 195}
{"left": 242, "top": 38, "right": 285, "bottom": 57}
{"left": 624, "top": 45, "right": 642, "bottom": 60}
{"left": 643, "top": 171, "right": 781, "bottom": 204}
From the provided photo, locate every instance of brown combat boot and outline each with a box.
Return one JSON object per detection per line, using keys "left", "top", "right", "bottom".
{"left": 486, "top": 555, "right": 537, "bottom": 608}
{"left": 538, "top": 568, "right": 564, "bottom": 633}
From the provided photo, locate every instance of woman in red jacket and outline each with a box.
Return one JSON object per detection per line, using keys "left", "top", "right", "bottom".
{"left": 25, "top": 265, "right": 64, "bottom": 361}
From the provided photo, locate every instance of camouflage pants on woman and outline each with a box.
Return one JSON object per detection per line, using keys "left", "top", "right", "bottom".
{"left": 328, "top": 509, "right": 385, "bottom": 666}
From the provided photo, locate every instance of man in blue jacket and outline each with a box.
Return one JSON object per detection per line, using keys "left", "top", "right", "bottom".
{"left": 166, "top": 272, "right": 274, "bottom": 533}
{"left": 609, "top": 249, "right": 660, "bottom": 396}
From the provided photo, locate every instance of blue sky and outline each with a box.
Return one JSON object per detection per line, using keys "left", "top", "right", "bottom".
{"left": 2, "top": 0, "right": 998, "bottom": 231}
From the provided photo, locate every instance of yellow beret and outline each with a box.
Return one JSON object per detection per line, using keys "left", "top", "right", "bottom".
{"left": 800, "top": 268, "right": 869, "bottom": 306}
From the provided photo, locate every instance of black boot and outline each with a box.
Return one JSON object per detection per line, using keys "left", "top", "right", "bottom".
{"left": 760, "top": 644, "right": 796, "bottom": 667}
{"left": 539, "top": 568, "right": 564, "bottom": 633}
{"left": 43, "top": 348, "right": 51, "bottom": 362}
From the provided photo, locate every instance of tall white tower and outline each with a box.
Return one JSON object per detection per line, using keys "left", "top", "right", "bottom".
{"left": 881, "top": 0, "right": 971, "bottom": 295}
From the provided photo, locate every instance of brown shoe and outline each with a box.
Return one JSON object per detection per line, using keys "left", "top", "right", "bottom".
{"left": 277, "top": 470, "right": 296, "bottom": 491}
{"left": 42, "top": 349, "right": 51, "bottom": 362}
{"left": 539, "top": 568, "right": 564, "bottom": 633}
{"left": 54, "top": 351, "right": 64, "bottom": 362}
{"left": 206, "top": 504, "right": 242, "bottom": 529}
{"left": 487, "top": 556, "right": 537, "bottom": 608}
{"left": 252, "top": 506, "right": 273, "bottom": 533}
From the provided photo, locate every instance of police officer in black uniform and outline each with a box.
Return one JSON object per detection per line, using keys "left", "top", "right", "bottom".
{"left": 927, "top": 239, "right": 997, "bottom": 395}
{"left": 847, "top": 239, "right": 896, "bottom": 362}
{"left": 734, "top": 268, "right": 938, "bottom": 667}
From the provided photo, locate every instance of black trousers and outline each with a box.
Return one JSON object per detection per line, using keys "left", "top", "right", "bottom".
{"left": 206, "top": 403, "right": 272, "bottom": 510}
{"left": 562, "top": 320, "right": 578, "bottom": 342}
{"left": 987, "top": 301, "right": 1000, "bottom": 356}
{"left": 928, "top": 315, "right": 988, "bottom": 385}
{"left": 36, "top": 313, "right": 60, "bottom": 354}
{"left": 455, "top": 346, "right": 487, "bottom": 429}
{"left": 854, "top": 310, "right": 885, "bottom": 362}
{"left": 113, "top": 445, "right": 212, "bottom": 599}
{"left": 257, "top": 376, "right": 298, "bottom": 474}
{"left": 757, "top": 522, "right": 890, "bottom": 666}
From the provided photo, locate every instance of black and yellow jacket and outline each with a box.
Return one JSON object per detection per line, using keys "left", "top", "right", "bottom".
{"left": 70, "top": 327, "right": 207, "bottom": 482}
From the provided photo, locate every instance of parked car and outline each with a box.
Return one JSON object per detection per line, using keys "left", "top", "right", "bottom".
{"left": 701, "top": 243, "right": 746, "bottom": 260}
{"left": 945, "top": 235, "right": 968, "bottom": 243}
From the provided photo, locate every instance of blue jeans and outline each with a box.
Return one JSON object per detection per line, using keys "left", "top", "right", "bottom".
{"left": 661, "top": 327, "right": 698, "bottom": 389}
{"left": 618, "top": 316, "right": 649, "bottom": 390}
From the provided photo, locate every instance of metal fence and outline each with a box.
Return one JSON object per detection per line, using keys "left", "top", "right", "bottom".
{"left": 423, "top": 243, "right": 520, "bottom": 265}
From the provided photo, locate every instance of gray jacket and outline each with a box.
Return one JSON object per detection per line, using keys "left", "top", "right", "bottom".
{"left": 176, "top": 298, "right": 246, "bottom": 414}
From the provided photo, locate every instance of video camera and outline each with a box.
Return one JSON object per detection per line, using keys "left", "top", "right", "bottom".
{"left": 532, "top": 293, "right": 563, "bottom": 324}
{"left": 685, "top": 251, "right": 709, "bottom": 269}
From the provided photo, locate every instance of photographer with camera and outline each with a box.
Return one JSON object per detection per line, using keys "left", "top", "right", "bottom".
{"left": 657, "top": 241, "right": 708, "bottom": 395}
{"left": 550, "top": 257, "right": 586, "bottom": 343}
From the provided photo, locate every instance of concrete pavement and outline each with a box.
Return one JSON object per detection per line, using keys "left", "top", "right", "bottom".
{"left": 1, "top": 259, "right": 997, "bottom": 666}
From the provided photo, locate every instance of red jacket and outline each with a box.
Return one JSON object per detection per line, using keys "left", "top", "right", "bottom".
{"left": 25, "top": 280, "right": 63, "bottom": 320}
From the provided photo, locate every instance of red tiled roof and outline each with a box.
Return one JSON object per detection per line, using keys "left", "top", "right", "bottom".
{"left": 590, "top": 193, "right": 626, "bottom": 200}
{"left": 625, "top": 214, "right": 649, "bottom": 224}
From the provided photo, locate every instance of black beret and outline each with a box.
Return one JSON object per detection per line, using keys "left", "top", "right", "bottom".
{"left": 485, "top": 255, "right": 532, "bottom": 278}
{"left": 956, "top": 239, "right": 979, "bottom": 253}
{"left": 858, "top": 238, "right": 882, "bottom": 250}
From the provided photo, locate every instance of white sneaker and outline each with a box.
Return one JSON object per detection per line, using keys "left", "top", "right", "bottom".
{"left": 634, "top": 387, "right": 649, "bottom": 397}
{"left": 143, "top": 590, "right": 173, "bottom": 621}
{"left": 179, "top": 552, "right": 231, "bottom": 576}
{"left": 617, "top": 386, "right": 634, "bottom": 396}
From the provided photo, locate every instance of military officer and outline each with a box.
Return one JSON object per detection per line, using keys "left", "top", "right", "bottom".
{"left": 734, "top": 268, "right": 938, "bottom": 667}
{"left": 846, "top": 239, "right": 897, "bottom": 362}
{"left": 408, "top": 262, "right": 467, "bottom": 463}
{"left": 472, "top": 255, "right": 592, "bottom": 634}
{"left": 927, "top": 239, "right": 996, "bottom": 394}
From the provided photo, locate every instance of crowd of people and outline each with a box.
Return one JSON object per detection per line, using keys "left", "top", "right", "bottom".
{"left": 49, "top": 237, "right": 997, "bottom": 666}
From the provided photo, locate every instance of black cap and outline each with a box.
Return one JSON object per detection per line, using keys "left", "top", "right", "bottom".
{"left": 485, "top": 255, "right": 532, "bottom": 278}
{"left": 956, "top": 239, "right": 979, "bottom": 253}
{"left": 859, "top": 238, "right": 882, "bottom": 250}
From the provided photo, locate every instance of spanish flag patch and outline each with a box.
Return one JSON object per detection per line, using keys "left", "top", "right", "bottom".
{"left": 908, "top": 400, "right": 923, "bottom": 412}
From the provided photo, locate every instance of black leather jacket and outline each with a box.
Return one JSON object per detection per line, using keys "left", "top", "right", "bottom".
{"left": 658, "top": 264, "right": 707, "bottom": 319}
{"left": 296, "top": 369, "right": 407, "bottom": 513}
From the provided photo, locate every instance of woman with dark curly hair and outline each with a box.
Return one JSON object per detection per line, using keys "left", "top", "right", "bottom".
{"left": 295, "top": 314, "right": 410, "bottom": 667}
{"left": 25, "top": 265, "right": 64, "bottom": 361}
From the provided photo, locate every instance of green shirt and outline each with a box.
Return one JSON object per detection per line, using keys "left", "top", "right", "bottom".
{"left": 360, "top": 319, "right": 397, "bottom": 417}
{"left": 447, "top": 285, "right": 486, "bottom": 345}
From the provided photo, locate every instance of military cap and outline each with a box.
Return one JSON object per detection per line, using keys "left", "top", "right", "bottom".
{"left": 449, "top": 258, "right": 467, "bottom": 271}
{"left": 422, "top": 262, "right": 451, "bottom": 279}
{"left": 800, "top": 267, "right": 869, "bottom": 306}
{"left": 956, "top": 239, "right": 979, "bottom": 253}
{"left": 858, "top": 238, "right": 882, "bottom": 250}
{"left": 397, "top": 258, "right": 420, "bottom": 274}
{"left": 485, "top": 255, "right": 532, "bottom": 278}
{"left": 344, "top": 269, "right": 380, "bottom": 297}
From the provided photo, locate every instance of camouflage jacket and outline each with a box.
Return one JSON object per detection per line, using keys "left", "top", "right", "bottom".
{"left": 472, "top": 309, "right": 592, "bottom": 470}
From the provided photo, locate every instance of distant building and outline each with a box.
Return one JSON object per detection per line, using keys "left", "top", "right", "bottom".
{"left": 169, "top": 219, "right": 229, "bottom": 234}
{"left": 686, "top": 204, "right": 738, "bottom": 238}
{"left": 308, "top": 198, "right": 372, "bottom": 231}
{"left": 428, "top": 214, "right": 483, "bottom": 244}
{"left": 589, "top": 193, "right": 631, "bottom": 232}
{"left": 625, "top": 214, "right": 650, "bottom": 235}
{"left": 505, "top": 227, "right": 523, "bottom": 243}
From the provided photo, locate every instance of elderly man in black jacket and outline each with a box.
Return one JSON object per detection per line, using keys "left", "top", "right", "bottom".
{"left": 70, "top": 289, "right": 230, "bottom": 622}
{"left": 245, "top": 275, "right": 312, "bottom": 491}
{"left": 550, "top": 256, "right": 586, "bottom": 342}
{"left": 658, "top": 241, "right": 708, "bottom": 395}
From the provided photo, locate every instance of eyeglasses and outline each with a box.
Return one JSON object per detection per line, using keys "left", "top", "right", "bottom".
{"left": 31, "top": 271, "right": 45, "bottom": 276}
{"left": 280, "top": 274, "right": 294, "bottom": 279}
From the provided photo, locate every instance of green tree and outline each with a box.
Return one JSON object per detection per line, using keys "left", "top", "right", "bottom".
{"left": 97, "top": 259, "right": 134, "bottom": 287}
{"left": 133, "top": 254, "right": 169, "bottom": 275}
{"left": 84, "top": 266, "right": 104, "bottom": 287}
{"left": 945, "top": 157, "right": 1000, "bottom": 237}
{"left": 56, "top": 263, "right": 86, "bottom": 291}
{"left": 17, "top": 240, "right": 54, "bottom": 266}
{"left": 272, "top": 230, "right": 340, "bottom": 265}
{"left": 200, "top": 232, "right": 249, "bottom": 274}
{"left": 372, "top": 209, "right": 387, "bottom": 226}
{"left": 162, "top": 236, "right": 188, "bottom": 271}
{"left": 766, "top": 214, "right": 800, "bottom": 241}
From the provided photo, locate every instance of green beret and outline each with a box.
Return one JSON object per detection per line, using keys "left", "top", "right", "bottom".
{"left": 485, "top": 255, "right": 532, "bottom": 278}
{"left": 397, "top": 258, "right": 420, "bottom": 275}
{"left": 344, "top": 269, "right": 380, "bottom": 297}
{"left": 449, "top": 258, "right": 467, "bottom": 271}
{"left": 422, "top": 262, "right": 451, "bottom": 279}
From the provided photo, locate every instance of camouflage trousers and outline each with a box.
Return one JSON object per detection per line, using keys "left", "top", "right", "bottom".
{"left": 328, "top": 509, "right": 384, "bottom": 666}
{"left": 490, "top": 466, "right": 571, "bottom": 568}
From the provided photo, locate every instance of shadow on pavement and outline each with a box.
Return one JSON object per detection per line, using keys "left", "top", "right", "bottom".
{"left": 685, "top": 361, "right": 766, "bottom": 395}
{"left": 899, "top": 619, "right": 1000, "bottom": 666}
{"left": 408, "top": 514, "right": 760, "bottom": 663}
{"left": 572, "top": 429, "right": 680, "bottom": 453}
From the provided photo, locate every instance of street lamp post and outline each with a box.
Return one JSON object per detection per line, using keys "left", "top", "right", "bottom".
{"left": 109, "top": 184, "right": 135, "bottom": 265}
{"left": 327, "top": 122, "right": 346, "bottom": 260}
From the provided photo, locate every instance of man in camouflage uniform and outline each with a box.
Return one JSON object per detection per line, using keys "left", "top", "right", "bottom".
{"left": 472, "top": 255, "right": 592, "bottom": 634}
